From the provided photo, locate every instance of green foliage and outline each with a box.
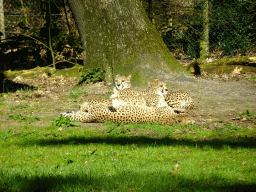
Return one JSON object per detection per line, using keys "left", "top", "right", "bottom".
{"left": 209, "top": 0, "right": 256, "bottom": 56}
{"left": 52, "top": 116, "right": 80, "bottom": 127}
{"left": 159, "top": 0, "right": 256, "bottom": 58}
{"left": 68, "top": 89, "right": 87, "bottom": 99}
{"left": 10, "top": 104, "right": 30, "bottom": 110}
{"left": 240, "top": 110, "right": 255, "bottom": 117}
{"left": 0, "top": 98, "right": 4, "bottom": 106}
{"left": 77, "top": 68, "right": 105, "bottom": 85}
{"left": 7, "top": 114, "right": 40, "bottom": 124}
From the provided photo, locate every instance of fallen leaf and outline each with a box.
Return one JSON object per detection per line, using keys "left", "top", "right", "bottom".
{"left": 173, "top": 164, "right": 179, "bottom": 170}
{"left": 232, "top": 66, "right": 242, "bottom": 76}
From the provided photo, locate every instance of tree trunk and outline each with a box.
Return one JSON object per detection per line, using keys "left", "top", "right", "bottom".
{"left": 0, "top": 0, "right": 5, "bottom": 41}
{"left": 68, "top": 0, "right": 189, "bottom": 86}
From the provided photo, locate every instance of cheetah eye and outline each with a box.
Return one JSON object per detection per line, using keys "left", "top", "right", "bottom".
{"left": 160, "top": 85, "right": 163, "bottom": 87}
{"left": 122, "top": 80, "right": 125, "bottom": 82}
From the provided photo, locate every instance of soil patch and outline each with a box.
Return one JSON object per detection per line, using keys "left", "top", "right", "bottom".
{"left": 1, "top": 72, "right": 255, "bottom": 129}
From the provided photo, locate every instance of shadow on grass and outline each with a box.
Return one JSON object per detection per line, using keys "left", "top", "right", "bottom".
{"left": 1, "top": 169, "right": 255, "bottom": 192}
{"left": 18, "top": 134, "right": 256, "bottom": 149}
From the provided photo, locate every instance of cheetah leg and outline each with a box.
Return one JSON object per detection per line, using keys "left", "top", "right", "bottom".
{"left": 80, "top": 101, "right": 113, "bottom": 112}
{"left": 60, "top": 110, "right": 96, "bottom": 123}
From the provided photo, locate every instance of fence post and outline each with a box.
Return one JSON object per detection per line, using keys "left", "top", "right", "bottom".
{"left": 200, "top": 0, "right": 209, "bottom": 61}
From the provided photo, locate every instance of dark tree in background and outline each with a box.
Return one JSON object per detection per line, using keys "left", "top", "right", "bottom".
{"left": 68, "top": 0, "right": 189, "bottom": 86}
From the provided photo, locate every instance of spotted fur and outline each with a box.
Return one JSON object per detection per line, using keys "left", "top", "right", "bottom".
{"left": 164, "top": 90, "right": 194, "bottom": 110}
{"left": 80, "top": 94, "right": 168, "bottom": 112}
{"left": 111, "top": 79, "right": 168, "bottom": 98}
{"left": 61, "top": 105, "right": 194, "bottom": 125}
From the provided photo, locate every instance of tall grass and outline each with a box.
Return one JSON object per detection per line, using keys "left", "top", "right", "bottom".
{"left": 0, "top": 123, "right": 255, "bottom": 191}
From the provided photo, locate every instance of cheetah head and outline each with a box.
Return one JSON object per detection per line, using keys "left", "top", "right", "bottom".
{"left": 148, "top": 79, "right": 168, "bottom": 96}
{"left": 114, "top": 74, "right": 131, "bottom": 91}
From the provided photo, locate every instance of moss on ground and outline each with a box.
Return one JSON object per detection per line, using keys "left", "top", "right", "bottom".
{"left": 187, "top": 57, "right": 256, "bottom": 75}
{"left": 201, "top": 57, "right": 256, "bottom": 74}
{"left": 3, "top": 64, "right": 83, "bottom": 80}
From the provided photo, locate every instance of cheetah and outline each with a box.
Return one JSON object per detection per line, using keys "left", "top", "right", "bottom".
{"left": 80, "top": 93, "right": 169, "bottom": 112}
{"left": 81, "top": 78, "right": 193, "bottom": 111}
{"left": 147, "top": 79, "right": 194, "bottom": 110}
{"left": 60, "top": 104, "right": 194, "bottom": 126}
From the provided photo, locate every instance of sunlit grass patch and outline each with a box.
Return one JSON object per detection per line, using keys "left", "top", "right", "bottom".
{"left": 0, "top": 123, "right": 255, "bottom": 191}
{"left": 0, "top": 97, "right": 4, "bottom": 106}
{"left": 68, "top": 88, "right": 87, "bottom": 99}
{"left": 240, "top": 110, "right": 255, "bottom": 117}
{"left": 10, "top": 103, "right": 30, "bottom": 111}
{"left": 7, "top": 114, "right": 40, "bottom": 124}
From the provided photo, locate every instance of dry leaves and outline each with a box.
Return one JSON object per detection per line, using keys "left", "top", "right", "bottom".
{"left": 173, "top": 164, "right": 180, "bottom": 170}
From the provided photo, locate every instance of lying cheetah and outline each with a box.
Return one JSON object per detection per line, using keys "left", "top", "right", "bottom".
{"left": 61, "top": 105, "right": 194, "bottom": 125}
{"left": 147, "top": 79, "right": 194, "bottom": 109}
{"left": 81, "top": 78, "right": 193, "bottom": 111}
{"left": 61, "top": 77, "right": 194, "bottom": 125}
{"left": 80, "top": 94, "right": 169, "bottom": 112}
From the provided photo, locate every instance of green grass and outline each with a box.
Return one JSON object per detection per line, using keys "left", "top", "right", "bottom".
{"left": 0, "top": 123, "right": 255, "bottom": 191}
{"left": 240, "top": 110, "right": 255, "bottom": 117}
{"left": 10, "top": 103, "right": 30, "bottom": 111}
{"left": 7, "top": 114, "right": 40, "bottom": 124}
{"left": 68, "top": 88, "right": 87, "bottom": 99}
{"left": 0, "top": 97, "right": 4, "bottom": 106}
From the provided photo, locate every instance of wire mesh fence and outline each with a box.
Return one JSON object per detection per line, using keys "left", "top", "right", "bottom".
{"left": 142, "top": 0, "right": 256, "bottom": 60}
{"left": 1, "top": 0, "right": 256, "bottom": 68}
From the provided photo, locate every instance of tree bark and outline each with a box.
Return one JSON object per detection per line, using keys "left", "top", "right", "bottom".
{"left": 68, "top": 0, "right": 189, "bottom": 86}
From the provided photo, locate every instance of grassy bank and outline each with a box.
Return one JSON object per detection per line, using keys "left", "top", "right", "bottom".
{"left": 0, "top": 121, "right": 255, "bottom": 191}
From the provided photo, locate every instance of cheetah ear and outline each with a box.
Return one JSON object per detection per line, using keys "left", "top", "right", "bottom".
{"left": 127, "top": 74, "right": 131, "bottom": 80}
{"left": 115, "top": 74, "right": 120, "bottom": 78}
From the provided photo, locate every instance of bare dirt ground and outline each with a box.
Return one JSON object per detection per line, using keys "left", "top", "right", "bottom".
{"left": 1, "top": 72, "right": 256, "bottom": 129}
{"left": 167, "top": 75, "right": 256, "bottom": 128}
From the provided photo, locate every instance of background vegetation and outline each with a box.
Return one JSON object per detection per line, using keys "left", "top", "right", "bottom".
{"left": 1, "top": 0, "right": 255, "bottom": 73}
